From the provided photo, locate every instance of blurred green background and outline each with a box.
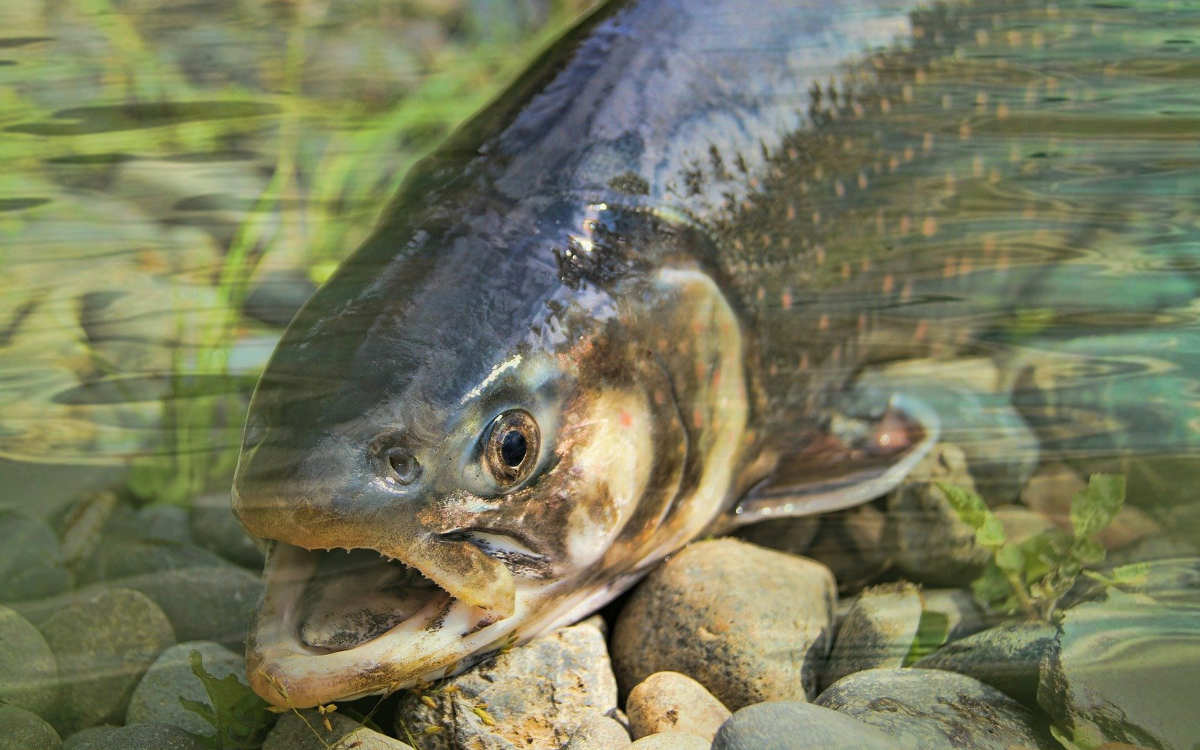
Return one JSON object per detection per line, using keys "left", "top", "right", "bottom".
{"left": 0, "top": 0, "right": 598, "bottom": 515}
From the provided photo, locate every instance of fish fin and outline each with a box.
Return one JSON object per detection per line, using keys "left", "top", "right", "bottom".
{"left": 722, "top": 389, "right": 939, "bottom": 530}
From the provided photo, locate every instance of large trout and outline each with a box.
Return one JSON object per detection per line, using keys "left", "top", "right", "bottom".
{"left": 233, "top": 0, "right": 1200, "bottom": 706}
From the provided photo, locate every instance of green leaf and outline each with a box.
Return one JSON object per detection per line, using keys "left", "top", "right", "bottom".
{"left": 182, "top": 650, "right": 276, "bottom": 750}
{"left": 994, "top": 543, "right": 1025, "bottom": 574}
{"left": 1070, "top": 474, "right": 1125, "bottom": 540}
{"left": 1071, "top": 536, "right": 1106, "bottom": 566}
{"left": 971, "top": 564, "right": 1016, "bottom": 610}
{"left": 1107, "top": 561, "right": 1151, "bottom": 587}
{"left": 903, "top": 609, "right": 951, "bottom": 666}
{"left": 936, "top": 482, "right": 1006, "bottom": 549}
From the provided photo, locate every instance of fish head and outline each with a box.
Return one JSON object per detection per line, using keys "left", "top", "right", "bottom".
{"left": 232, "top": 203, "right": 747, "bottom": 707}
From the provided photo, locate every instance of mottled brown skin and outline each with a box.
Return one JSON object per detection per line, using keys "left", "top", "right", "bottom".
{"left": 233, "top": 0, "right": 1195, "bottom": 706}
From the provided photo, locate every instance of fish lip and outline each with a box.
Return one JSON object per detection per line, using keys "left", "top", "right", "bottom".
{"left": 439, "top": 528, "right": 554, "bottom": 579}
{"left": 245, "top": 532, "right": 544, "bottom": 707}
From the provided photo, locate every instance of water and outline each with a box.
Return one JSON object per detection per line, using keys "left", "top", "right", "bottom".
{"left": 0, "top": 0, "right": 1198, "bottom": 746}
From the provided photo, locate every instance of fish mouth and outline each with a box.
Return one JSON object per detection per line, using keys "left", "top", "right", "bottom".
{"left": 246, "top": 531, "right": 552, "bottom": 707}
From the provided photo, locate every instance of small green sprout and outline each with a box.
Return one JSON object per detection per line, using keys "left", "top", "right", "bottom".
{"left": 181, "top": 651, "right": 276, "bottom": 750}
{"left": 939, "top": 474, "right": 1126, "bottom": 621}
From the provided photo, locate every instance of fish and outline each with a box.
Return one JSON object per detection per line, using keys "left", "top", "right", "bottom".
{"left": 231, "top": 0, "right": 1200, "bottom": 707}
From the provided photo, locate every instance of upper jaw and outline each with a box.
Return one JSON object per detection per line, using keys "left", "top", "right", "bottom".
{"left": 244, "top": 530, "right": 553, "bottom": 707}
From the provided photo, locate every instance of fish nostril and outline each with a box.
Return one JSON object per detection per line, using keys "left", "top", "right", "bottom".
{"left": 384, "top": 446, "right": 422, "bottom": 486}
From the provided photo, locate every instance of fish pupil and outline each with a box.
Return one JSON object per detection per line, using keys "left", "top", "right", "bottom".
{"left": 500, "top": 430, "right": 526, "bottom": 467}
{"left": 387, "top": 449, "right": 419, "bottom": 483}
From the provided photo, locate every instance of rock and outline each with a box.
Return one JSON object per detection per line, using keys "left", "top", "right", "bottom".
{"left": 131, "top": 504, "right": 192, "bottom": 545}
{"left": 823, "top": 582, "right": 922, "bottom": 688}
{"left": 76, "top": 539, "right": 231, "bottom": 586}
{"left": 263, "top": 709, "right": 363, "bottom": 750}
{"left": 188, "top": 493, "right": 264, "bottom": 569}
{"left": 1096, "top": 506, "right": 1162, "bottom": 552}
{"left": 115, "top": 565, "right": 263, "bottom": 647}
{"left": 884, "top": 444, "right": 991, "bottom": 587}
{"left": 711, "top": 701, "right": 896, "bottom": 750}
{"left": 37, "top": 587, "right": 176, "bottom": 734}
{"left": 242, "top": 269, "right": 317, "bottom": 328}
{"left": 0, "top": 604, "right": 60, "bottom": 718}
{"left": 0, "top": 460, "right": 127, "bottom": 527}
{"left": 396, "top": 618, "right": 618, "bottom": 749}
{"left": 732, "top": 516, "right": 820, "bottom": 557}
{"left": 920, "top": 588, "right": 989, "bottom": 643}
{"left": 125, "top": 641, "right": 243, "bottom": 735}
{"left": 0, "top": 704, "right": 62, "bottom": 750}
{"left": 914, "top": 620, "right": 1056, "bottom": 707}
{"left": 1021, "top": 462, "right": 1087, "bottom": 518}
{"left": 4, "top": 564, "right": 74, "bottom": 604}
{"left": 61, "top": 722, "right": 203, "bottom": 750}
{"left": 626, "top": 671, "right": 730, "bottom": 741}
{"left": 613, "top": 539, "right": 835, "bottom": 711}
{"left": 1107, "top": 535, "right": 1198, "bottom": 567}
{"left": 816, "top": 668, "right": 1055, "bottom": 749}
{"left": 332, "top": 727, "right": 415, "bottom": 750}
{"left": 0, "top": 510, "right": 72, "bottom": 603}
{"left": 0, "top": 510, "right": 62, "bottom": 575}
{"left": 991, "top": 505, "right": 1057, "bottom": 543}
{"left": 1038, "top": 591, "right": 1200, "bottom": 750}
{"left": 563, "top": 713, "right": 631, "bottom": 749}
{"left": 627, "top": 732, "right": 710, "bottom": 749}
{"left": 802, "top": 504, "right": 890, "bottom": 592}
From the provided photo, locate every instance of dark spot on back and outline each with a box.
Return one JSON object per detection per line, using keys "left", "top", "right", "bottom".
{"left": 608, "top": 171, "right": 649, "bottom": 195}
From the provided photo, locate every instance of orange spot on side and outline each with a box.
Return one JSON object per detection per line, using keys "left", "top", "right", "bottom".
{"left": 781, "top": 289, "right": 793, "bottom": 310}
{"left": 619, "top": 411, "right": 633, "bottom": 428}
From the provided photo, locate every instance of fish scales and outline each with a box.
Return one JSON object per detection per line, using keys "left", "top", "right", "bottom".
{"left": 232, "top": 0, "right": 1200, "bottom": 706}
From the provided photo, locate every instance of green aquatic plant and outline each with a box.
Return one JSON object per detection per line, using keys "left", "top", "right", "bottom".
{"left": 110, "top": 0, "right": 600, "bottom": 507}
{"left": 181, "top": 650, "right": 276, "bottom": 750}
{"left": 940, "top": 474, "right": 1126, "bottom": 621}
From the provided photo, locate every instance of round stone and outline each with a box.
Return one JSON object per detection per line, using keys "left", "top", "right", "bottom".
{"left": 712, "top": 701, "right": 895, "bottom": 750}
{"left": 613, "top": 538, "right": 835, "bottom": 711}
{"left": 37, "top": 587, "right": 175, "bottom": 734}
{"left": 0, "top": 604, "right": 59, "bottom": 719}
{"left": 0, "top": 703, "right": 62, "bottom": 750}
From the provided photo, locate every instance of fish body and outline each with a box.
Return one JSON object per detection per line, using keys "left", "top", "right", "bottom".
{"left": 233, "top": 0, "right": 1200, "bottom": 706}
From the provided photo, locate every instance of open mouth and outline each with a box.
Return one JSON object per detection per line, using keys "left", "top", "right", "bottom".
{"left": 245, "top": 531, "right": 552, "bottom": 706}
{"left": 297, "top": 549, "right": 452, "bottom": 651}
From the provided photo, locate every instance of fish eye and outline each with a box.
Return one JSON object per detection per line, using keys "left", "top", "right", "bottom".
{"left": 385, "top": 447, "right": 421, "bottom": 485}
{"left": 485, "top": 409, "right": 539, "bottom": 486}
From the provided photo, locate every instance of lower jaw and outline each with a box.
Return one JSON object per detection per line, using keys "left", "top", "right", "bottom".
{"left": 245, "top": 542, "right": 520, "bottom": 707}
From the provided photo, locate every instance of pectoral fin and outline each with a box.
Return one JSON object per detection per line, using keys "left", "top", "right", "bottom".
{"left": 720, "top": 389, "right": 939, "bottom": 531}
